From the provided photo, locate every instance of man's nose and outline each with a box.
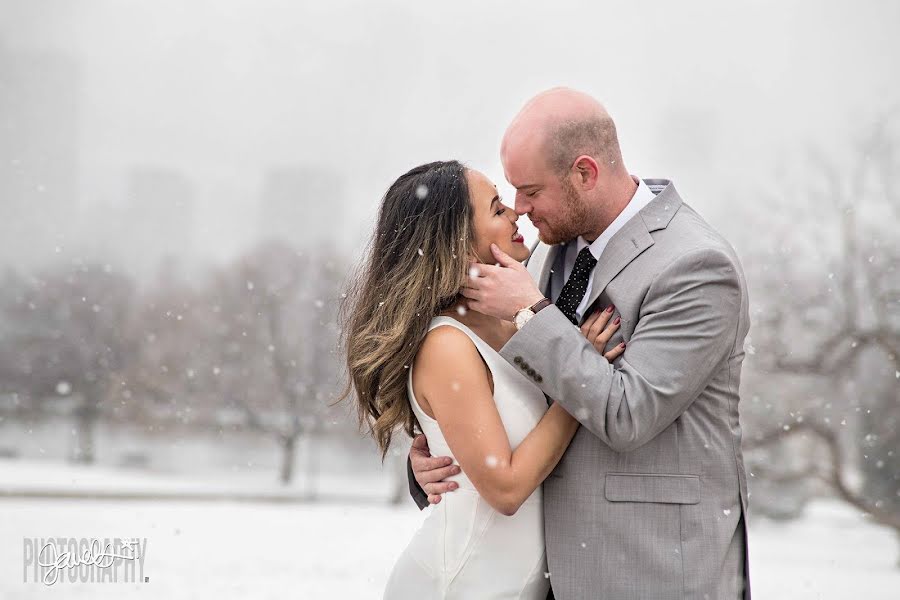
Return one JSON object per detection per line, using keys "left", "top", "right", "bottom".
{"left": 514, "top": 194, "right": 530, "bottom": 216}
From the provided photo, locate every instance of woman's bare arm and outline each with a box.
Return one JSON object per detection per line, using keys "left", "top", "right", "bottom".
{"left": 410, "top": 307, "right": 625, "bottom": 507}
{"left": 416, "top": 325, "right": 621, "bottom": 515}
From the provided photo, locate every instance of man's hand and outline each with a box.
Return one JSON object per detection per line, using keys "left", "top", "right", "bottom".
{"left": 461, "top": 243, "right": 544, "bottom": 322}
{"left": 410, "top": 434, "right": 460, "bottom": 505}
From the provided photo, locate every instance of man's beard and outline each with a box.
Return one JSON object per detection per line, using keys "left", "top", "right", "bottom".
{"left": 537, "top": 178, "right": 591, "bottom": 245}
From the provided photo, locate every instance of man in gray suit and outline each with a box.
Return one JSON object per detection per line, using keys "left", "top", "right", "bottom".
{"left": 408, "top": 88, "right": 751, "bottom": 599}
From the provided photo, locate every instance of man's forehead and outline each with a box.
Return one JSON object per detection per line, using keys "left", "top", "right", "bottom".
{"left": 505, "top": 170, "right": 539, "bottom": 191}
{"left": 500, "top": 152, "right": 524, "bottom": 186}
{"left": 504, "top": 121, "right": 542, "bottom": 152}
{"left": 502, "top": 141, "right": 544, "bottom": 183}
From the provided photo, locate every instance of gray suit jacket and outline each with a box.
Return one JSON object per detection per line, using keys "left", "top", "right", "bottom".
{"left": 408, "top": 179, "right": 751, "bottom": 600}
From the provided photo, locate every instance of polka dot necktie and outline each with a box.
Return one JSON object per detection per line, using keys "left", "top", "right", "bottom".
{"left": 557, "top": 246, "right": 597, "bottom": 325}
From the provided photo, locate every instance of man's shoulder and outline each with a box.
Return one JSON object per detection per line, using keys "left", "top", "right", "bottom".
{"left": 645, "top": 202, "right": 748, "bottom": 297}
{"left": 658, "top": 201, "right": 737, "bottom": 257}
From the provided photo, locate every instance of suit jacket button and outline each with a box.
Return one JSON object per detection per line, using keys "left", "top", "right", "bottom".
{"left": 535, "top": 375, "right": 543, "bottom": 383}
{"left": 527, "top": 368, "right": 536, "bottom": 377}
{"left": 513, "top": 356, "right": 523, "bottom": 365}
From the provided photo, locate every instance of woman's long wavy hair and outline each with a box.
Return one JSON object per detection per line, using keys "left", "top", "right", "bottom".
{"left": 337, "top": 161, "right": 476, "bottom": 461}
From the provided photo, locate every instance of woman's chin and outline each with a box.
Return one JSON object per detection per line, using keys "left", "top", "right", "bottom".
{"left": 509, "top": 243, "right": 530, "bottom": 263}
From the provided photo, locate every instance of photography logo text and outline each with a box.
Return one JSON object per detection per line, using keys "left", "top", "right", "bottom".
{"left": 23, "top": 537, "right": 149, "bottom": 585}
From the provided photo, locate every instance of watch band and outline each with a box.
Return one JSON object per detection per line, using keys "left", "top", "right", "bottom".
{"left": 530, "top": 298, "right": 552, "bottom": 313}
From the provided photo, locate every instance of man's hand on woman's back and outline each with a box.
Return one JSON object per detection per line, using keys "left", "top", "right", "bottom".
{"left": 410, "top": 434, "right": 460, "bottom": 505}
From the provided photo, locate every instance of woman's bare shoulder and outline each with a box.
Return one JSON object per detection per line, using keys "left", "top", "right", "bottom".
{"left": 417, "top": 323, "right": 478, "bottom": 372}
{"left": 414, "top": 324, "right": 492, "bottom": 403}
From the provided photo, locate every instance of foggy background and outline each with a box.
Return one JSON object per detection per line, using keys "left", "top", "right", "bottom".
{"left": 1, "top": 1, "right": 898, "bottom": 598}
{"left": 3, "top": 0, "right": 898, "bottom": 271}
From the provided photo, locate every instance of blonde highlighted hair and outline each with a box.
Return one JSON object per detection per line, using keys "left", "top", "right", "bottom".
{"left": 337, "top": 161, "right": 476, "bottom": 460}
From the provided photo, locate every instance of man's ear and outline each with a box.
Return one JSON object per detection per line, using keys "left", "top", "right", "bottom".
{"left": 573, "top": 155, "right": 600, "bottom": 190}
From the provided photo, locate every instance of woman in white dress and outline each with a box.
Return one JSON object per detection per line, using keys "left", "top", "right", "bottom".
{"left": 338, "top": 161, "right": 623, "bottom": 599}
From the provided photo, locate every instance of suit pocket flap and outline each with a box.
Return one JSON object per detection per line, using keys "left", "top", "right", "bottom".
{"left": 605, "top": 473, "right": 700, "bottom": 504}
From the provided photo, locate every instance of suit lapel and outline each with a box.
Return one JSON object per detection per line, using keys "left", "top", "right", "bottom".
{"left": 525, "top": 241, "right": 562, "bottom": 296}
{"left": 582, "top": 180, "right": 682, "bottom": 312}
{"left": 583, "top": 219, "right": 653, "bottom": 311}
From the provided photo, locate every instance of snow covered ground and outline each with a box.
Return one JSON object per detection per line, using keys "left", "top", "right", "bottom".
{"left": 1, "top": 459, "right": 897, "bottom": 598}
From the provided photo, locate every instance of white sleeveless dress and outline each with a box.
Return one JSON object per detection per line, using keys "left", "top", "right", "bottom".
{"left": 383, "top": 316, "right": 551, "bottom": 600}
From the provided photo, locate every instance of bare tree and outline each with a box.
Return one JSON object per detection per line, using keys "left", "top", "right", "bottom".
{"left": 205, "top": 239, "right": 346, "bottom": 486}
{"left": 0, "top": 260, "right": 139, "bottom": 463}
{"left": 119, "top": 260, "right": 223, "bottom": 430}
{"left": 740, "top": 114, "right": 900, "bottom": 558}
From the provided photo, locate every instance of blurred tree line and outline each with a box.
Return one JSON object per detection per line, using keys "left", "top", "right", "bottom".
{"left": 0, "top": 118, "right": 896, "bottom": 546}
{"left": 0, "top": 238, "right": 351, "bottom": 487}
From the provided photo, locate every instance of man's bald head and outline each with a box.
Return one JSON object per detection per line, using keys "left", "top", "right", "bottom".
{"left": 500, "top": 88, "right": 637, "bottom": 245}
{"left": 502, "top": 87, "right": 624, "bottom": 176}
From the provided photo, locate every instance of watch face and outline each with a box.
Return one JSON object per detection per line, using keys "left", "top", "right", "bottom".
{"left": 515, "top": 310, "right": 532, "bottom": 328}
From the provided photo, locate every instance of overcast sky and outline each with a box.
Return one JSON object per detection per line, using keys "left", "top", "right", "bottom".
{"left": 2, "top": 0, "right": 898, "bottom": 268}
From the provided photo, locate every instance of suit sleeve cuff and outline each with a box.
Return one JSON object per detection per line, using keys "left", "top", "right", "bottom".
{"left": 499, "top": 304, "right": 575, "bottom": 371}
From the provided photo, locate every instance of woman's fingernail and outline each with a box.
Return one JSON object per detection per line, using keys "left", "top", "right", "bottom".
{"left": 606, "top": 305, "right": 614, "bottom": 313}
{"left": 620, "top": 342, "right": 626, "bottom": 349}
{"left": 613, "top": 317, "right": 621, "bottom": 325}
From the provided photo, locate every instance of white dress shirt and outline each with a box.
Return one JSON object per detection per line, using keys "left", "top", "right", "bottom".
{"left": 556, "top": 175, "right": 656, "bottom": 322}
